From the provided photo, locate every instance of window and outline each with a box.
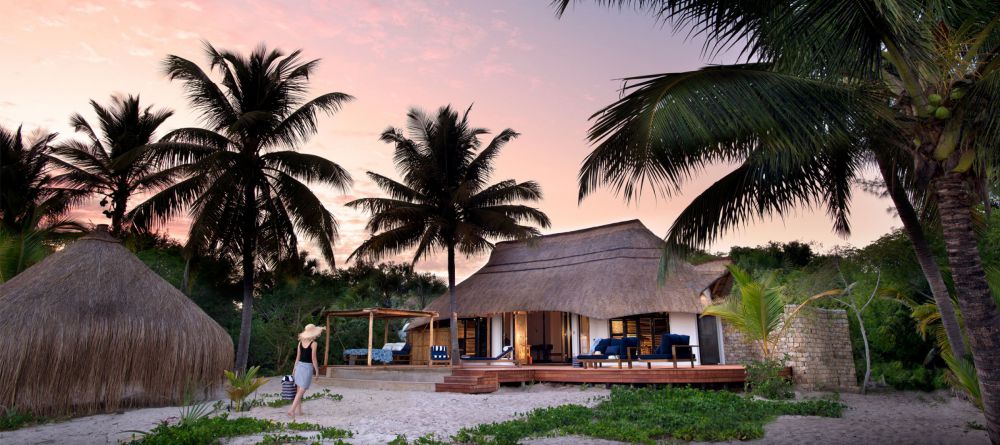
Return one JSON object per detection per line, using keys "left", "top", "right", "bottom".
{"left": 458, "top": 317, "right": 488, "bottom": 357}
{"left": 608, "top": 313, "right": 670, "bottom": 354}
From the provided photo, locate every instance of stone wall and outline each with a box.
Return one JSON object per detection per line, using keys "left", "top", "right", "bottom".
{"left": 721, "top": 305, "right": 859, "bottom": 392}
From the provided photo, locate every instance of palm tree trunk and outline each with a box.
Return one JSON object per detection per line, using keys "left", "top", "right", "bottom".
{"left": 935, "top": 172, "right": 1000, "bottom": 443}
{"left": 877, "top": 157, "right": 967, "bottom": 358}
{"left": 447, "top": 244, "right": 460, "bottom": 366}
{"left": 234, "top": 182, "right": 257, "bottom": 373}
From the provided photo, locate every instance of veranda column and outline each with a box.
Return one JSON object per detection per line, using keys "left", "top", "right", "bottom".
{"left": 367, "top": 312, "right": 374, "bottom": 366}
{"left": 429, "top": 319, "right": 435, "bottom": 368}
{"left": 324, "top": 314, "right": 331, "bottom": 368}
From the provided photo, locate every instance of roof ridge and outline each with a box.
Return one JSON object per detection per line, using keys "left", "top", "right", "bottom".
{"left": 495, "top": 219, "right": 645, "bottom": 246}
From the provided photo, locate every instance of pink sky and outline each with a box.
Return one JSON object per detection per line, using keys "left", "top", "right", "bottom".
{"left": 2, "top": 1, "right": 900, "bottom": 279}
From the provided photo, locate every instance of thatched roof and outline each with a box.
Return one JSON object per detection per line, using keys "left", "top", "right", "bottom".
{"left": 413, "top": 220, "right": 730, "bottom": 326}
{"left": 0, "top": 226, "right": 233, "bottom": 416}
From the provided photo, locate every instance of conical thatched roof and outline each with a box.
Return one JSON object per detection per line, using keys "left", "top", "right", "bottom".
{"left": 0, "top": 226, "right": 233, "bottom": 416}
{"left": 413, "top": 220, "right": 730, "bottom": 326}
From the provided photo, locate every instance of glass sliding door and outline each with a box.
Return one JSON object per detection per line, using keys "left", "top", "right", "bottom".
{"left": 608, "top": 312, "right": 670, "bottom": 355}
{"left": 458, "top": 317, "right": 488, "bottom": 357}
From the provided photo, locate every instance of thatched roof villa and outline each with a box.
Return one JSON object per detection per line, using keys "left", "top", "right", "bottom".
{"left": 0, "top": 225, "right": 233, "bottom": 416}
{"left": 406, "top": 220, "right": 732, "bottom": 365}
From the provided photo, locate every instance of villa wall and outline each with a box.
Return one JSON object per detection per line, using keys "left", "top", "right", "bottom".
{"left": 721, "top": 305, "right": 859, "bottom": 392}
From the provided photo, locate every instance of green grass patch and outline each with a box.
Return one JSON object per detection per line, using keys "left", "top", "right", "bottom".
{"left": 0, "top": 407, "right": 39, "bottom": 431}
{"left": 123, "top": 414, "right": 352, "bottom": 445}
{"left": 454, "top": 386, "right": 843, "bottom": 444}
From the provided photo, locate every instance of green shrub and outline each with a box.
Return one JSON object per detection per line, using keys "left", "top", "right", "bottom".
{"left": 745, "top": 357, "right": 794, "bottom": 399}
{"left": 224, "top": 366, "right": 268, "bottom": 412}
{"left": 455, "top": 386, "right": 843, "bottom": 444}
{"left": 870, "top": 361, "right": 947, "bottom": 391}
{"left": 0, "top": 407, "right": 37, "bottom": 431}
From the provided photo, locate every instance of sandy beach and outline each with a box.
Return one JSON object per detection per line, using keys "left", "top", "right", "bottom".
{"left": 0, "top": 380, "right": 987, "bottom": 445}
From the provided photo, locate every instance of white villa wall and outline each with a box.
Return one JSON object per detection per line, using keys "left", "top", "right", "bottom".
{"left": 667, "top": 312, "right": 701, "bottom": 366}
{"left": 589, "top": 318, "right": 609, "bottom": 352}
{"left": 490, "top": 315, "right": 503, "bottom": 355}
{"left": 570, "top": 315, "right": 580, "bottom": 356}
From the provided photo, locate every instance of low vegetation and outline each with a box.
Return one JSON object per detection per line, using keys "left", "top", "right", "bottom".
{"left": 453, "top": 386, "right": 843, "bottom": 444}
{"left": 257, "top": 389, "right": 344, "bottom": 408}
{"left": 124, "top": 415, "right": 352, "bottom": 445}
{"left": 0, "top": 407, "right": 39, "bottom": 431}
{"left": 745, "top": 356, "right": 795, "bottom": 400}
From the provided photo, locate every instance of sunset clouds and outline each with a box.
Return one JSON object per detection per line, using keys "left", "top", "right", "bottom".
{"left": 1, "top": 1, "right": 900, "bottom": 279}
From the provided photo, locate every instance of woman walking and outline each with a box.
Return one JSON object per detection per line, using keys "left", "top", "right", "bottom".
{"left": 288, "top": 323, "right": 323, "bottom": 417}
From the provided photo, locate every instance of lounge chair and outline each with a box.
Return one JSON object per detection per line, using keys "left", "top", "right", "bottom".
{"left": 637, "top": 333, "right": 698, "bottom": 368}
{"left": 461, "top": 346, "right": 515, "bottom": 366}
{"left": 392, "top": 343, "right": 412, "bottom": 364}
{"left": 430, "top": 345, "right": 450, "bottom": 366}
{"left": 576, "top": 337, "right": 639, "bottom": 368}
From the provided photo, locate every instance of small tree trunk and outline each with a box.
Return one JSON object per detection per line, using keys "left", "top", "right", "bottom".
{"left": 935, "top": 172, "right": 1000, "bottom": 443}
{"left": 447, "top": 244, "right": 460, "bottom": 366}
{"left": 877, "top": 157, "right": 967, "bottom": 358}
{"left": 181, "top": 256, "right": 192, "bottom": 295}
{"left": 855, "top": 308, "right": 871, "bottom": 394}
{"left": 234, "top": 182, "right": 258, "bottom": 373}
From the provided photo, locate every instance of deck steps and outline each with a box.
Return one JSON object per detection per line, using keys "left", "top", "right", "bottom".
{"left": 435, "top": 374, "right": 499, "bottom": 394}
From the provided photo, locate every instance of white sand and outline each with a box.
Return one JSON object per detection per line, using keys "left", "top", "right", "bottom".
{"left": 0, "top": 378, "right": 608, "bottom": 444}
{"left": 0, "top": 382, "right": 988, "bottom": 445}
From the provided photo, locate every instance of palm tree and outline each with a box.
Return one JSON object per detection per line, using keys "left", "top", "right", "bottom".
{"left": 0, "top": 125, "right": 87, "bottom": 280}
{"left": 348, "top": 105, "right": 551, "bottom": 365}
{"left": 556, "top": 2, "right": 1000, "bottom": 438}
{"left": 51, "top": 95, "right": 177, "bottom": 236}
{"left": 131, "top": 43, "right": 354, "bottom": 372}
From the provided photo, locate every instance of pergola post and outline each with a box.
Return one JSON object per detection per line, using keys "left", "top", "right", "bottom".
{"left": 324, "top": 314, "right": 331, "bottom": 368}
{"left": 367, "top": 312, "right": 374, "bottom": 367}
{"left": 428, "top": 318, "right": 434, "bottom": 368}
{"left": 383, "top": 319, "right": 389, "bottom": 347}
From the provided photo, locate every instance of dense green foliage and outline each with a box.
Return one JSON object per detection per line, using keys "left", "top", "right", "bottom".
{"left": 123, "top": 415, "right": 351, "bottom": 445}
{"left": 453, "top": 386, "right": 842, "bottom": 444}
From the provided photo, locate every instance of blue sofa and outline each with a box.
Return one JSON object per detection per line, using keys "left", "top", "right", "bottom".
{"left": 637, "top": 333, "right": 698, "bottom": 368}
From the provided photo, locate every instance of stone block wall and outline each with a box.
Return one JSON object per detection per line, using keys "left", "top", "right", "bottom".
{"left": 721, "top": 305, "right": 859, "bottom": 392}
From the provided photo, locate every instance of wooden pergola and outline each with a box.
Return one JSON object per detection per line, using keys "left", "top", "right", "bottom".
{"left": 322, "top": 307, "right": 439, "bottom": 367}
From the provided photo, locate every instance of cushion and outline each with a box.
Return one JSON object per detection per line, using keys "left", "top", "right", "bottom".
{"left": 605, "top": 338, "right": 625, "bottom": 357}
{"left": 382, "top": 343, "right": 395, "bottom": 351}
{"left": 670, "top": 334, "right": 691, "bottom": 346}
{"left": 655, "top": 333, "right": 672, "bottom": 355}
{"left": 594, "top": 338, "right": 612, "bottom": 354}
{"left": 638, "top": 353, "right": 673, "bottom": 360}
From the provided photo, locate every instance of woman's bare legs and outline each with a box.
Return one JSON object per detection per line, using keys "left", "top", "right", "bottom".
{"left": 287, "top": 385, "right": 306, "bottom": 417}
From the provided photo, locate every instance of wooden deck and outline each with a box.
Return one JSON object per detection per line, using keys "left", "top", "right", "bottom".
{"left": 436, "top": 364, "right": 784, "bottom": 394}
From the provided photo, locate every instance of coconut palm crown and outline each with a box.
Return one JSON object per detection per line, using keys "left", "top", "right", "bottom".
{"left": 131, "top": 42, "right": 353, "bottom": 372}
{"left": 558, "top": 0, "right": 1000, "bottom": 439}
{"left": 348, "top": 105, "right": 551, "bottom": 364}
{"left": 51, "top": 95, "right": 176, "bottom": 236}
{"left": 0, "top": 125, "right": 88, "bottom": 280}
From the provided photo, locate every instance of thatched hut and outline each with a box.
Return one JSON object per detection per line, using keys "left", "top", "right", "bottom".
{"left": 406, "top": 220, "right": 732, "bottom": 365}
{"left": 0, "top": 225, "right": 233, "bottom": 416}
